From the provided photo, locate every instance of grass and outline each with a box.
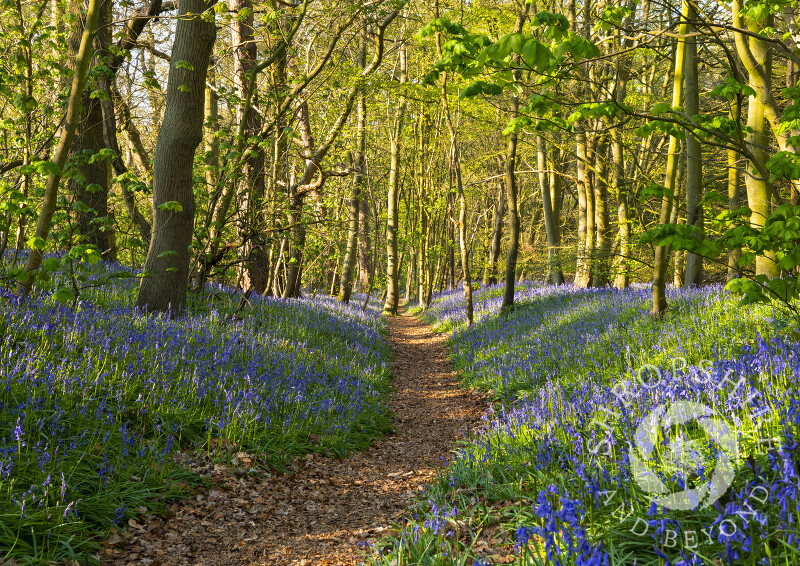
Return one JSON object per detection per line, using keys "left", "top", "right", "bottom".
{"left": 0, "top": 257, "right": 392, "bottom": 564}
{"left": 372, "top": 283, "right": 799, "bottom": 566}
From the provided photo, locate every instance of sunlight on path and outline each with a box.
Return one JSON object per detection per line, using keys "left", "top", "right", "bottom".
{"left": 101, "top": 307, "right": 487, "bottom": 566}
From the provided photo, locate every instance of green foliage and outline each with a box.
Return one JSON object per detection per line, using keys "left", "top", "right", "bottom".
{"left": 767, "top": 150, "right": 800, "bottom": 181}
{"left": 21, "top": 159, "right": 61, "bottom": 177}
{"left": 636, "top": 118, "right": 684, "bottom": 139}
{"left": 157, "top": 201, "right": 184, "bottom": 212}
{"left": 175, "top": 59, "right": 195, "bottom": 71}
{"left": 531, "top": 11, "right": 570, "bottom": 39}
{"left": 459, "top": 80, "right": 502, "bottom": 98}
{"left": 567, "top": 101, "right": 621, "bottom": 123}
{"left": 643, "top": 204, "right": 800, "bottom": 318}
{"left": 690, "top": 113, "right": 742, "bottom": 140}
{"left": 420, "top": 10, "right": 601, "bottom": 140}
{"left": 711, "top": 77, "right": 756, "bottom": 101}
{"left": 595, "top": 6, "right": 633, "bottom": 32}
{"left": 639, "top": 182, "right": 671, "bottom": 202}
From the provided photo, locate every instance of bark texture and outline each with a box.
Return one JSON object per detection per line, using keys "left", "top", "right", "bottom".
{"left": 136, "top": 0, "right": 217, "bottom": 315}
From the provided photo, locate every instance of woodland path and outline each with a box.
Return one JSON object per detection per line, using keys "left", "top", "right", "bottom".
{"left": 101, "top": 307, "right": 487, "bottom": 566}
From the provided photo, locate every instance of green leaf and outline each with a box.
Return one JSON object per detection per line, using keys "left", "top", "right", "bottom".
{"left": 522, "top": 39, "right": 554, "bottom": 72}
{"left": 502, "top": 116, "right": 534, "bottom": 135}
{"left": 651, "top": 102, "right": 671, "bottom": 115}
{"left": 460, "top": 81, "right": 503, "bottom": 99}
{"left": 157, "top": 201, "right": 183, "bottom": 212}
{"left": 89, "top": 89, "right": 110, "bottom": 100}
{"left": 711, "top": 77, "right": 755, "bottom": 100}
{"left": 767, "top": 151, "right": 800, "bottom": 181}
{"left": 157, "top": 250, "right": 178, "bottom": 259}
{"left": 35, "top": 160, "right": 61, "bottom": 177}
{"left": 42, "top": 258, "right": 61, "bottom": 271}
{"left": 52, "top": 287, "right": 76, "bottom": 304}
{"left": 26, "top": 236, "right": 46, "bottom": 250}
{"left": 12, "top": 93, "right": 37, "bottom": 111}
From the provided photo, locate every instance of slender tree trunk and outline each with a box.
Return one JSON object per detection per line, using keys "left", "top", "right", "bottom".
{"left": 338, "top": 172, "right": 360, "bottom": 303}
{"left": 612, "top": 24, "right": 630, "bottom": 289}
{"left": 500, "top": 7, "right": 529, "bottom": 309}
{"left": 683, "top": 9, "right": 703, "bottom": 285}
{"left": 585, "top": 136, "right": 597, "bottom": 286}
{"left": 68, "top": 0, "right": 113, "bottom": 258}
{"left": 417, "top": 203, "right": 428, "bottom": 307}
{"left": 549, "top": 145, "right": 564, "bottom": 283}
{"left": 231, "top": 0, "right": 269, "bottom": 293}
{"left": 437, "top": 61, "right": 472, "bottom": 321}
{"left": 136, "top": 0, "right": 217, "bottom": 314}
{"left": 671, "top": 150, "right": 686, "bottom": 287}
{"left": 338, "top": 23, "right": 368, "bottom": 304}
{"left": 384, "top": 46, "right": 407, "bottom": 315}
{"left": 651, "top": 0, "right": 689, "bottom": 317}
{"left": 455, "top": 150, "right": 472, "bottom": 324}
{"left": 358, "top": 196, "right": 371, "bottom": 290}
{"left": 593, "top": 137, "right": 610, "bottom": 286}
{"left": 575, "top": 130, "right": 590, "bottom": 287}
{"left": 502, "top": 115, "right": 521, "bottom": 308}
{"left": 538, "top": 135, "right": 562, "bottom": 284}
{"left": 283, "top": 191, "right": 307, "bottom": 298}
{"left": 447, "top": 192, "right": 455, "bottom": 289}
{"left": 485, "top": 180, "right": 504, "bottom": 285}
{"left": 100, "top": 81, "right": 152, "bottom": 247}
{"left": 19, "top": 0, "right": 102, "bottom": 296}
{"left": 612, "top": 128, "right": 629, "bottom": 288}
{"left": 114, "top": 84, "right": 152, "bottom": 181}
{"left": 728, "top": 101, "right": 744, "bottom": 280}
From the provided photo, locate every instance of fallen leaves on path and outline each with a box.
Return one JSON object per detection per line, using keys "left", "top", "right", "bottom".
{"left": 101, "top": 308, "right": 487, "bottom": 566}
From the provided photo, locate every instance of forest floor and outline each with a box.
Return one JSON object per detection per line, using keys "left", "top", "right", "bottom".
{"left": 100, "top": 307, "right": 487, "bottom": 566}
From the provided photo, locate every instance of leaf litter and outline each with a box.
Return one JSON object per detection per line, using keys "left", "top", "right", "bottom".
{"left": 100, "top": 308, "right": 487, "bottom": 566}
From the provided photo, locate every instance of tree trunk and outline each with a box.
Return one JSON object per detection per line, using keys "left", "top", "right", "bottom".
{"left": 68, "top": 0, "right": 113, "bottom": 259}
{"left": 136, "top": 0, "right": 217, "bottom": 315}
{"left": 585, "top": 135, "right": 597, "bottom": 285}
{"left": 728, "top": 101, "right": 744, "bottom": 280}
{"left": 19, "top": 0, "right": 102, "bottom": 296}
{"left": 739, "top": 7, "right": 779, "bottom": 278}
{"left": 500, "top": 7, "right": 528, "bottom": 309}
{"left": 612, "top": 127, "right": 629, "bottom": 288}
{"left": 671, "top": 150, "right": 686, "bottom": 287}
{"left": 456, "top": 150, "right": 473, "bottom": 324}
{"left": 484, "top": 179, "right": 505, "bottom": 285}
{"left": 338, "top": 21, "right": 368, "bottom": 303}
{"left": 114, "top": 84, "right": 152, "bottom": 181}
{"left": 593, "top": 137, "right": 610, "bottom": 286}
{"left": 612, "top": 23, "right": 630, "bottom": 289}
{"left": 538, "top": 135, "right": 562, "bottom": 284}
{"left": 683, "top": 9, "right": 703, "bottom": 286}
{"left": 231, "top": 0, "right": 269, "bottom": 293}
{"left": 447, "top": 192, "right": 455, "bottom": 289}
{"left": 651, "top": 0, "right": 689, "bottom": 317}
{"left": 383, "top": 46, "right": 407, "bottom": 315}
{"left": 100, "top": 82, "right": 152, "bottom": 247}
{"left": 338, "top": 172, "right": 360, "bottom": 303}
{"left": 358, "top": 196, "right": 371, "bottom": 290}
{"left": 575, "top": 130, "right": 591, "bottom": 287}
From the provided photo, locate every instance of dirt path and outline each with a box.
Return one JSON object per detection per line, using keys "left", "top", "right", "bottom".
{"left": 101, "top": 308, "right": 487, "bottom": 566}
